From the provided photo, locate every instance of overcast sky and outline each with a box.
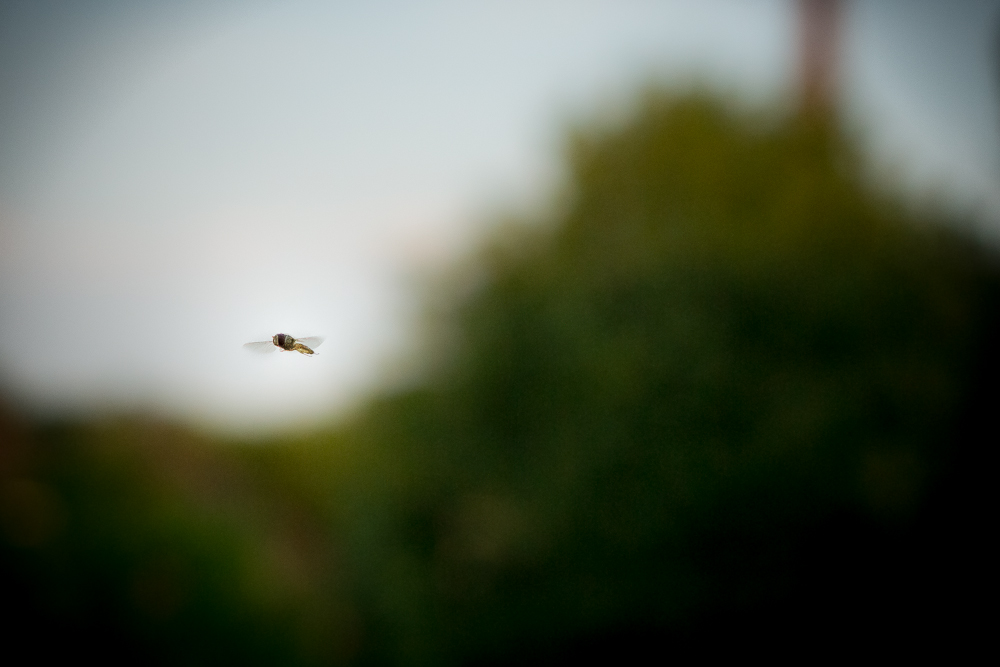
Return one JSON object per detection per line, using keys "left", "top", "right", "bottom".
{"left": 1, "top": 0, "right": 998, "bottom": 436}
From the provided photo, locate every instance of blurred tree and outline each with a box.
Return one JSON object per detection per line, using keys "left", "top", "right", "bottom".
{"left": 0, "top": 415, "right": 354, "bottom": 665}
{"left": 327, "top": 92, "right": 997, "bottom": 663}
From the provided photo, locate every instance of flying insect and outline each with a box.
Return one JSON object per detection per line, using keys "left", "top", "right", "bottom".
{"left": 243, "top": 333, "right": 324, "bottom": 356}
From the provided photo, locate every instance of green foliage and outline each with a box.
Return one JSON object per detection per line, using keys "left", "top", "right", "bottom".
{"left": 0, "top": 417, "right": 357, "bottom": 665}
{"left": 327, "top": 94, "right": 991, "bottom": 661}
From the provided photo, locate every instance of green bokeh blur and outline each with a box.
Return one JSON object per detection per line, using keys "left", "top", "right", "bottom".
{"left": 2, "top": 92, "right": 994, "bottom": 663}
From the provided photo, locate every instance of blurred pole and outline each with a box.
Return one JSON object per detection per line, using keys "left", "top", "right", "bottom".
{"left": 995, "top": 11, "right": 1000, "bottom": 164}
{"left": 798, "top": 0, "right": 842, "bottom": 112}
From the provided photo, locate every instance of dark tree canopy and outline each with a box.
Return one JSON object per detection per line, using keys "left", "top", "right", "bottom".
{"left": 340, "top": 94, "right": 994, "bottom": 662}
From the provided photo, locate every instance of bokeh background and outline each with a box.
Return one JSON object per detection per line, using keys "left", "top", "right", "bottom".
{"left": 1, "top": 0, "right": 998, "bottom": 663}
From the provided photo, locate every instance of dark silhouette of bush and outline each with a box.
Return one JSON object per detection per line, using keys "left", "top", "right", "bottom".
{"left": 326, "top": 93, "right": 997, "bottom": 663}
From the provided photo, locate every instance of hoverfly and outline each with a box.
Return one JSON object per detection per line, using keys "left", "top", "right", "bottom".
{"left": 243, "top": 333, "right": 324, "bottom": 355}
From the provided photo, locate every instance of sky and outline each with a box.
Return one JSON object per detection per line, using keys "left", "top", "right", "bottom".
{"left": 1, "top": 0, "right": 998, "bottom": 436}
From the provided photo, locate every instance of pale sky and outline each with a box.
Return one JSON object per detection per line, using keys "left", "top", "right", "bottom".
{"left": 1, "top": 0, "right": 998, "bottom": 436}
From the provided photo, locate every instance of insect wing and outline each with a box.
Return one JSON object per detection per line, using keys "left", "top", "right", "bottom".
{"left": 243, "top": 340, "right": 276, "bottom": 353}
{"left": 296, "top": 336, "right": 324, "bottom": 349}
